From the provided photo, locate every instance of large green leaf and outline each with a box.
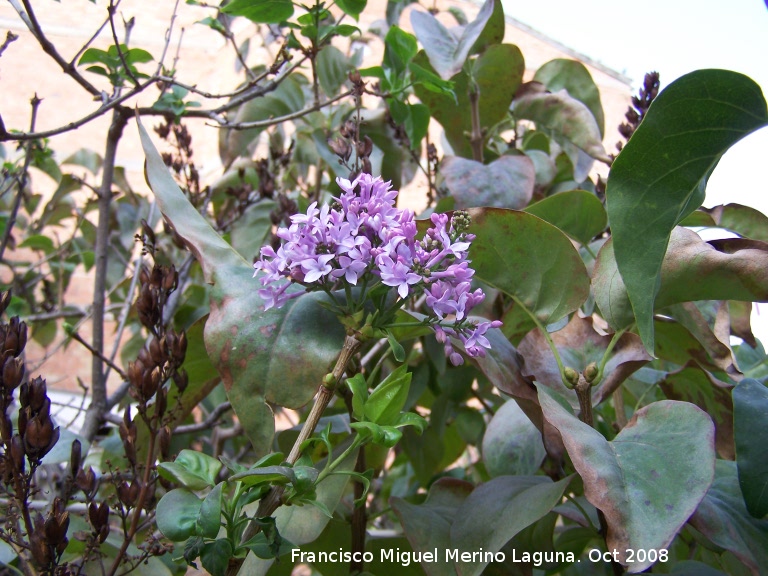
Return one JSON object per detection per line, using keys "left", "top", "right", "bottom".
{"left": 606, "top": 69, "right": 768, "bottom": 352}
{"left": 524, "top": 190, "right": 607, "bottom": 245}
{"left": 732, "top": 378, "right": 768, "bottom": 518}
{"left": 482, "top": 399, "right": 546, "bottom": 477}
{"left": 413, "top": 44, "right": 524, "bottom": 158}
{"left": 410, "top": 0, "right": 494, "bottom": 80}
{"left": 699, "top": 203, "right": 768, "bottom": 242}
{"left": 316, "top": 45, "right": 352, "bottom": 98}
{"left": 688, "top": 460, "right": 768, "bottom": 575}
{"left": 593, "top": 228, "right": 768, "bottom": 331}
{"left": 450, "top": 476, "right": 571, "bottom": 576}
{"left": 538, "top": 386, "right": 716, "bottom": 572}
{"left": 660, "top": 363, "right": 734, "bottom": 460}
{"left": 140, "top": 120, "right": 344, "bottom": 454}
{"left": 533, "top": 59, "right": 605, "bottom": 136}
{"left": 512, "top": 88, "right": 610, "bottom": 163}
{"left": 221, "top": 0, "right": 294, "bottom": 23}
{"left": 391, "top": 478, "right": 475, "bottom": 576}
{"left": 468, "top": 208, "right": 590, "bottom": 325}
{"left": 440, "top": 155, "right": 534, "bottom": 209}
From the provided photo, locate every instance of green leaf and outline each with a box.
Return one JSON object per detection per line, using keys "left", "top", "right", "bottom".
{"left": 688, "top": 460, "right": 768, "bottom": 573}
{"left": 469, "top": 208, "right": 590, "bottom": 325}
{"left": 346, "top": 373, "right": 368, "bottom": 421}
{"left": 201, "top": 538, "right": 233, "bottom": 576}
{"left": 410, "top": 0, "right": 495, "bottom": 80}
{"left": 196, "top": 482, "right": 223, "bottom": 539}
{"left": 701, "top": 203, "right": 768, "bottom": 242}
{"left": 469, "top": 0, "right": 504, "bottom": 55}
{"left": 512, "top": 87, "right": 610, "bottom": 163}
{"left": 62, "top": 148, "right": 103, "bottom": 174}
{"left": 221, "top": 0, "right": 294, "bottom": 23}
{"left": 140, "top": 118, "right": 345, "bottom": 454}
{"left": 440, "top": 155, "right": 534, "bottom": 210}
{"left": 733, "top": 378, "right": 768, "bottom": 517}
{"left": 592, "top": 228, "right": 768, "bottom": 331}
{"left": 450, "top": 475, "right": 572, "bottom": 576}
{"left": 157, "top": 449, "right": 223, "bottom": 490}
{"left": 538, "top": 386, "right": 716, "bottom": 572}
{"left": 156, "top": 489, "right": 202, "bottom": 541}
{"left": 660, "top": 364, "right": 735, "bottom": 461}
{"left": 482, "top": 399, "right": 546, "bottom": 477}
{"left": 78, "top": 47, "right": 113, "bottom": 66}
{"left": 18, "top": 234, "right": 55, "bottom": 253}
{"left": 413, "top": 44, "right": 524, "bottom": 158}
{"left": 237, "top": 449, "right": 357, "bottom": 575}
{"left": 606, "top": 69, "right": 768, "bottom": 352}
{"left": 385, "top": 329, "right": 406, "bottom": 362}
{"left": 364, "top": 365, "right": 411, "bottom": 426}
{"left": 229, "top": 200, "right": 275, "bottom": 261}
{"left": 316, "top": 45, "right": 351, "bottom": 98}
{"left": 391, "top": 478, "right": 475, "bottom": 576}
{"left": 524, "top": 190, "right": 607, "bottom": 245}
{"left": 335, "top": 0, "right": 366, "bottom": 18}
{"left": 533, "top": 59, "right": 605, "bottom": 136}
{"left": 383, "top": 26, "right": 418, "bottom": 80}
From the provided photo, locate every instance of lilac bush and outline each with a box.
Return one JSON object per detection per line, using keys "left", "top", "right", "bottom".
{"left": 253, "top": 173, "right": 500, "bottom": 365}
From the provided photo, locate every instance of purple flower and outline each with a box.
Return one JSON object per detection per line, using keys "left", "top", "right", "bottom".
{"left": 252, "top": 173, "right": 502, "bottom": 364}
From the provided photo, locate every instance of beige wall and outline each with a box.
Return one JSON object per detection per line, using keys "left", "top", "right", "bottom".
{"left": 1, "top": 0, "right": 630, "bottom": 394}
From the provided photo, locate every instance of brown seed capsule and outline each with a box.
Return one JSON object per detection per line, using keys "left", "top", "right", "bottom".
{"left": 2, "top": 356, "right": 24, "bottom": 390}
{"left": 162, "top": 264, "right": 178, "bottom": 294}
{"left": 76, "top": 466, "right": 97, "bottom": 495}
{"left": 149, "top": 338, "right": 165, "bottom": 365}
{"left": 10, "top": 434, "right": 25, "bottom": 472}
{"left": 70, "top": 439, "right": 82, "bottom": 475}
{"left": 173, "top": 368, "right": 188, "bottom": 393}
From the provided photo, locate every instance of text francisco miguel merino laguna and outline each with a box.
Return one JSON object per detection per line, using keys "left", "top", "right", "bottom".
{"left": 292, "top": 547, "right": 575, "bottom": 567}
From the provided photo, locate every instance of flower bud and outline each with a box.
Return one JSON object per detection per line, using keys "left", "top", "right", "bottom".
{"left": 563, "top": 367, "right": 579, "bottom": 388}
{"left": 584, "top": 362, "right": 599, "bottom": 384}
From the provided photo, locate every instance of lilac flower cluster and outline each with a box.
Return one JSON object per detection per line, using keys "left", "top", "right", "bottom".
{"left": 253, "top": 174, "right": 501, "bottom": 365}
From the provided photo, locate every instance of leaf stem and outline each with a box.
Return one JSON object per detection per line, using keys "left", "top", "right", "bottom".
{"left": 225, "top": 333, "right": 363, "bottom": 576}
{"left": 513, "top": 295, "right": 567, "bottom": 385}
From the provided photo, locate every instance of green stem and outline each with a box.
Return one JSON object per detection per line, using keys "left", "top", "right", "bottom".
{"left": 225, "top": 333, "right": 363, "bottom": 576}
{"left": 513, "top": 296, "right": 567, "bottom": 384}
{"left": 593, "top": 327, "right": 628, "bottom": 386}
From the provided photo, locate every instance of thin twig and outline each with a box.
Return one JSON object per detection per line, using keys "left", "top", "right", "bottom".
{"left": 0, "top": 94, "right": 40, "bottom": 261}
{"left": 175, "top": 401, "right": 232, "bottom": 434}
{"left": 0, "top": 30, "right": 19, "bottom": 57}
{"left": 221, "top": 89, "right": 354, "bottom": 131}
{"left": 68, "top": 329, "right": 128, "bottom": 381}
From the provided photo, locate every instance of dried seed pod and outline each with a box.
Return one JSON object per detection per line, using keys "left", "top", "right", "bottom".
{"left": 2, "top": 356, "right": 24, "bottom": 390}
{"left": 70, "top": 439, "right": 82, "bottom": 475}
{"left": 173, "top": 368, "right": 188, "bottom": 393}
{"left": 76, "top": 466, "right": 97, "bottom": 496}
{"left": 10, "top": 434, "right": 25, "bottom": 472}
